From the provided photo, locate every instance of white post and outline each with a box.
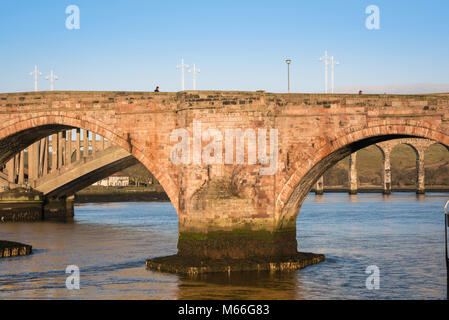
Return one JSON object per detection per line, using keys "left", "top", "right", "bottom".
{"left": 176, "top": 58, "right": 189, "bottom": 91}
{"left": 285, "top": 59, "right": 292, "bottom": 93}
{"left": 319, "top": 51, "right": 330, "bottom": 94}
{"left": 45, "top": 69, "right": 59, "bottom": 91}
{"left": 29, "top": 65, "right": 42, "bottom": 92}
{"left": 330, "top": 56, "right": 340, "bottom": 94}
{"left": 189, "top": 64, "right": 201, "bottom": 90}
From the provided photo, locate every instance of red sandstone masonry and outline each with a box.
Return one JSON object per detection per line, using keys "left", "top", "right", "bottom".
{"left": 1, "top": 91, "right": 449, "bottom": 232}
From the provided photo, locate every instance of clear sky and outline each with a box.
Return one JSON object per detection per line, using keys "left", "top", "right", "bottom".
{"left": 1, "top": 0, "right": 448, "bottom": 93}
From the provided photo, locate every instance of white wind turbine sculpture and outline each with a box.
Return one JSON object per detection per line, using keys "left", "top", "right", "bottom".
{"left": 29, "top": 65, "right": 42, "bottom": 92}
{"left": 330, "top": 56, "right": 340, "bottom": 94}
{"left": 176, "top": 58, "right": 189, "bottom": 91}
{"left": 45, "top": 69, "right": 59, "bottom": 91}
{"left": 318, "top": 50, "right": 330, "bottom": 93}
{"left": 189, "top": 64, "right": 200, "bottom": 90}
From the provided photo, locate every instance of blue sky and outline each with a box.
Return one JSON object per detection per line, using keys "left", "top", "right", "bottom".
{"left": 1, "top": 0, "right": 448, "bottom": 93}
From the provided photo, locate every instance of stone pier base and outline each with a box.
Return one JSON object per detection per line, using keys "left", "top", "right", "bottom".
{"left": 0, "top": 189, "right": 74, "bottom": 222}
{"left": 146, "top": 252, "right": 325, "bottom": 275}
{"left": 0, "top": 240, "right": 32, "bottom": 258}
{"left": 0, "top": 188, "right": 43, "bottom": 222}
{"left": 146, "top": 229, "right": 324, "bottom": 275}
{"left": 43, "top": 196, "right": 74, "bottom": 220}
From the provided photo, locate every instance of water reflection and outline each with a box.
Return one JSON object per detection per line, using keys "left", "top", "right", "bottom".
{"left": 177, "top": 271, "right": 298, "bottom": 300}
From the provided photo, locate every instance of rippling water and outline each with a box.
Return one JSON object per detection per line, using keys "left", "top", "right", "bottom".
{"left": 0, "top": 193, "right": 447, "bottom": 299}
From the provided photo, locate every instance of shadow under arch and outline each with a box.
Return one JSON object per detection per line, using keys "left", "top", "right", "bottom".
{"left": 427, "top": 141, "right": 449, "bottom": 152}
{"left": 389, "top": 142, "right": 420, "bottom": 188}
{"left": 277, "top": 123, "right": 449, "bottom": 224}
{"left": 391, "top": 141, "right": 420, "bottom": 158}
{"left": 0, "top": 115, "right": 179, "bottom": 213}
{"left": 354, "top": 143, "right": 385, "bottom": 188}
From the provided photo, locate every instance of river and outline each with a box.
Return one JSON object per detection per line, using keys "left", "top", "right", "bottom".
{"left": 0, "top": 193, "right": 447, "bottom": 300}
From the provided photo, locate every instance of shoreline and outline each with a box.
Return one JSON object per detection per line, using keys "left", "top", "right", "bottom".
{"left": 75, "top": 191, "right": 169, "bottom": 203}
{"left": 73, "top": 186, "right": 449, "bottom": 204}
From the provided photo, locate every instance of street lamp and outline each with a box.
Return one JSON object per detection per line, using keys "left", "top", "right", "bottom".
{"left": 285, "top": 59, "right": 292, "bottom": 93}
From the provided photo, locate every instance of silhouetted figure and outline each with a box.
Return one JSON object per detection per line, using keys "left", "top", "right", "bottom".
{"left": 358, "top": 90, "right": 363, "bottom": 95}
{"left": 154, "top": 86, "right": 160, "bottom": 92}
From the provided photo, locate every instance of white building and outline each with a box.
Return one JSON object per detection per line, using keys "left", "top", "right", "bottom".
{"left": 93, "top": 173, "right": 129, "bottom": 187}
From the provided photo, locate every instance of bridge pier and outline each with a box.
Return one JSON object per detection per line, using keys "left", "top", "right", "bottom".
{"left": 43, "top": 196, "right": 74, "bottom": 221}
{"left": 416, "top": 149, "right": 425, "bottom": 194}
{"left": 148, "top": 217, "right": 323, "bottom": 274}
{"left": 18, "top": 151, "right": 25, "bottom": 185}
{"left": 382, "top": 148, "right": 392, "bottom": 194}
{"left": 83, "top": 130, "right": 89, "bottom": 157}
{"left": 6, "top": 157, "right": 14, "bottom": 183}
{"left": 348, "top": 153, "right": 358, "bottom": 195}
{"left": 76, "top": 129, "right": 81, "bottom": 161}
{"left": 315, "top": 176, "right": 324, "bottom": 195}
{"left": 66, "top": 131, "right": 72, "bottom": 165}
{"left": 147, "top": 173, "right": 324, "bottom": 274}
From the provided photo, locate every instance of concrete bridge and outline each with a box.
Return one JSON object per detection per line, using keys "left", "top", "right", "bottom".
{"left": 32, "top": 145, "right": 137, "bottom": 198}
{"left": 1, "top": 91, "right": 449, "bottom": 267}
{"left": 0, "top": 128, "right": 138, "bottom": 217}
{"left": 1, "top": 130, "right": 126, "bottom": 191}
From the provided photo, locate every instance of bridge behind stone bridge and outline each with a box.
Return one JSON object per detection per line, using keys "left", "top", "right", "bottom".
{"left": 0, "top": 129, "right": 139, "bottom": 219}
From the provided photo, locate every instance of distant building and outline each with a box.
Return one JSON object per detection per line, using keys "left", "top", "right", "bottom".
{"left": 93, "top": 173, "right": 129, "bottom": 187}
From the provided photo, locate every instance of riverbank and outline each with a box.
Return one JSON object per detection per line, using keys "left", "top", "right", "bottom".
{"left": 75, "top": 186, "right": 169, "bottom": 203}
{"left": 75, "top": 185, "right": 449, "bottom": 204}
{"left": 0, "top": 240, "right": 32, "bottom": 258}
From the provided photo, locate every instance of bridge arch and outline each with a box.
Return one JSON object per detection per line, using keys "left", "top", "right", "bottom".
{"left": 277, "top": 121, "right": 449, "bottom": 224}
{"left": 0, "top": 114, "right": 179, "bottom": 212}
{"left": 389, "top": 142, "right": 419, "bottom": 188}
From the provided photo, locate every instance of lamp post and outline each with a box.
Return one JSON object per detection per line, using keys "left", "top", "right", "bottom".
{"left": 285, "top": 59, "right": 292, "bottom": 93}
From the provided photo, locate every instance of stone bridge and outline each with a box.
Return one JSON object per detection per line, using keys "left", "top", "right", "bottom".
{"left": 1, "top": 91, "right": 449, "bottom": 267}
{"left": 314, "top": 137, "right": 438, "bottom": 195}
